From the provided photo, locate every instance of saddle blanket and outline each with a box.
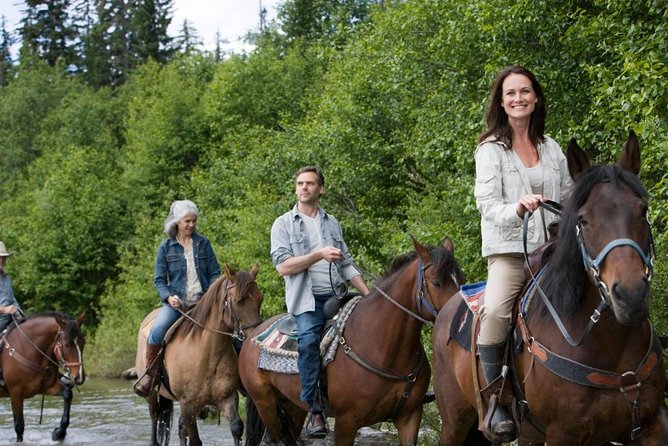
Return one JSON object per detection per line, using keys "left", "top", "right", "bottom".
{"left": 252, "top": 297, "right": 361, "bottom": 374}
{"left": 459, "top": 281, "right": 486, "bottom": 313}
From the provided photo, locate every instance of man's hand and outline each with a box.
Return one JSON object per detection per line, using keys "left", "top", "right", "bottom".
{"left": 320, "top": 246, "right": 343, "bottom": 263}
{"left": 167, "top": 295, "right": 182, "bottom": 309}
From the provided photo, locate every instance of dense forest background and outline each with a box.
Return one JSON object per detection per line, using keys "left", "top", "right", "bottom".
{"left": 1, "top": 0, "right": 666, "bottom": 391}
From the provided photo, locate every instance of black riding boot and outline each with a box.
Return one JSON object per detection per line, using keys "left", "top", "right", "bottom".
{"left": 479, "top": 343, "right": 517, "bottom": 442}
{"left": 134, "top": 343, "right": 161, "bottom": 397}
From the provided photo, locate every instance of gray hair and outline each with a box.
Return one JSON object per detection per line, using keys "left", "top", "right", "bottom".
{"left": 164, "top": 200, "right": 199, "bottom": 238}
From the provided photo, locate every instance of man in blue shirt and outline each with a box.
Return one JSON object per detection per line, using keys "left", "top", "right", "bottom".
{"left": 0, "top": 241, "right": 21, "bottom": 333}
{"left": 270, "top": 166, "right": 369, "bottom": 438}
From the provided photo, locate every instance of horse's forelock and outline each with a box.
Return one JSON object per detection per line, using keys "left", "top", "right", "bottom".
{"left": 234, "top": 271, "right": 255, "bottom": 303}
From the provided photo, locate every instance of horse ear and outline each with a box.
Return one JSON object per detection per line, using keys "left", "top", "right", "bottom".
{"left": 54, "top": 315, "right": 69, "bottom": 330}
{"left": 440, "top": 236, "right": 454, "bottom": 255}
{"left": 76, "top": 312, "right": 85, "bottom": 327}
{"left": 567, "top": 138, "right": 590, "bottom": 181}
{"left": 224, "top": 263, "right": 236, "bottom": 281}
{"left": 250, "top": 262, "right": 259, "bottom": 280}
{"left": 411, "top": 235, "right": 429, "bottom": 260}
{"left": 618, "top": 129, "right": 640, "bottom": 175}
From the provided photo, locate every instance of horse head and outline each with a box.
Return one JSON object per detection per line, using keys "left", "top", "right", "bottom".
{"left": 563, "top": 130, "right": 653, "bottom": 325}
{"left": 411, "top": 236, "right": 465, "bottom": 319}
{"left": 54, "top": 312, "right": 86, "bottom": 386}
{"left": 222, "top": 263, "right": 264, "bottom": 341}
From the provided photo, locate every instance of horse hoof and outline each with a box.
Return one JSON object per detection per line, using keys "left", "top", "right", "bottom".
{"left": 52, "top": 427, "right": 66, "bottom": 441}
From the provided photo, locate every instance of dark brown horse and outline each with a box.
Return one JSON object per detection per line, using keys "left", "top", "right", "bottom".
{"left": 0, "top": 312, "right": 86, "bottom": 442}
{"left": 433, "top": 131, "right": 668, "bottom": 445}
{"left": 135, "top": 264, "right": 263, "bottom": 446}
{"left": 239, "top": 237, "right": 465, "bottom": 445}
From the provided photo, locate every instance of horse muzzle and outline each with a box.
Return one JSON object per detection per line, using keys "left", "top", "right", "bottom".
{"left": 610, "top": 281, "right": 650, "bottom": 325}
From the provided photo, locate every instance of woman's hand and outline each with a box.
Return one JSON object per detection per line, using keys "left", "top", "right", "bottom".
{"left": 167, "top": 295, "right": 182, "bottom": 309}
{"left": 516, "top": 194, "right": 544, "bottom": 218}
{"left": 1, "top": 305, "right": 17, "bottom": 315}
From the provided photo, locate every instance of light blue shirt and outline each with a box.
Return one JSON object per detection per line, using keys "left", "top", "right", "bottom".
{"left": 0, "top": 271, "right": 21, "bottom": 331}
{"left": 270, "top": 205, "right": 359, "bottom": 315}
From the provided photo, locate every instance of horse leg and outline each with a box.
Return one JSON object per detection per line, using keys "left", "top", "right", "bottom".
{"left": 437, "top": 403, "right": 481, "bottom": 445}
{"left": 179, "top": 405, "right": 202, "bottom": 446}
{"left": 10, "top": 395, "right": 25, "bottom": 442}
{"left": 394, "top": 406, "right": 423, "bottom": 446}
{"left": 218, "top": 392, "right": 243, "bottom": 446}
{"left": 146, "top": 392, "right": 160, "bottom": 446}
{"left": 51, "top": 384, "right": 72, "bottom": 441}
{"left": 331, "top": 415, "right": 359, "bottom": 446}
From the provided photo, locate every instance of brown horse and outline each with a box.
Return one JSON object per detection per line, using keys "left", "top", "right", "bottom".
{"left": 0, "top": 312, "right": 86, "bottom": 442}
{"left": 134, "top": 264, "right": 263, "bottom": 446}
{"left": 239, "top": 237, "right": 465, "bottom": 445}
{"left": 433, "top": 131, "right": 668, "bottom": 445}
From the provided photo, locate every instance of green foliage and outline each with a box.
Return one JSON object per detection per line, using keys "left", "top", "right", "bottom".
{"left": 1, "top": 0, "right": 666, "bottom": 393}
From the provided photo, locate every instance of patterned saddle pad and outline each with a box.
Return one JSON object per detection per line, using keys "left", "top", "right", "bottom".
{"left": 251, "top": 296, "right": 361, "bottom": 374}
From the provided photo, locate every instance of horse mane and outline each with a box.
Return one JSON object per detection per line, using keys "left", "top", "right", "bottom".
{"left": 541, "top": 164, "right": 648, "bottom": 316}
{"left": 5, "top": 311, "right": 81, "bottom": 341}
{"left": 177, "top": 276, "right": 227, "bottom": 338}
{"left": 381, "top": 244, "right": 465, "bottom": 286}
{"left": 177, "top": 270, "right": 255, "bottom": 338}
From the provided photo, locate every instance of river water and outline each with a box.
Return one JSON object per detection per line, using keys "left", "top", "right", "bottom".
{"left": 0, "top": 377, "right": 395, "bottom": 445}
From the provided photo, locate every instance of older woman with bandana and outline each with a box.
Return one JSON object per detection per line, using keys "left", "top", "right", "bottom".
{"left": 134, "top": 200, "right": 221, "bottom": 397}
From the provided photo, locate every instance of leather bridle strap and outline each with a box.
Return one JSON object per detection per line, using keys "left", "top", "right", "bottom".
{"left": 522, "top": 201, "right": 605, "bottom": 347}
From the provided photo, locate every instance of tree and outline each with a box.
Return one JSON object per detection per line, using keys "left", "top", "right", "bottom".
{"left": 172, "top": 19, "right": 202, "bottom": 56}
{"left": 18, "top": 0, "right": 78, "bottom": 68}
{"left": 129, "top": 0, "right": 174, "bottom": 63}
{"left": 0, "top": 17, "right": 14, "bottom": 86}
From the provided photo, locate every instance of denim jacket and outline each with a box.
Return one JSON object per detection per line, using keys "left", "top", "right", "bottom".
{"left": 270, "top": 205, "right": 359, "bottom": 315}
{"left": 154, "top": 233, "right": 221, "bottom": 303}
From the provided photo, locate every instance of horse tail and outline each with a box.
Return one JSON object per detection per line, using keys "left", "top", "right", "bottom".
{"left": 243, "top": 395, "right": 265, "bottom": 446}
{"left": 156, "top": 394, "right": 174, "bottom": 446}
{"left": 243, "top": 396, "right": 303, "bottom": 446}
{"left": 276, "top": 401, "right": 303, "bottom": 446}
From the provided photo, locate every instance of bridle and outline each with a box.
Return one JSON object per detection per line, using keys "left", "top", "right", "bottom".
{"left": 576, "top": 213, "right": 655, "bottom": 306}
{"left": 177, "top": 278, "right": 262, "bottom": 342}
{"left": 524, "top": 200, "right": 655, "bottom": 347}
{"left": 4, "top": 314, "right": 83, "bottom": 384}
{"left": 372, "top": 255, "right": 459, "bottom": 327}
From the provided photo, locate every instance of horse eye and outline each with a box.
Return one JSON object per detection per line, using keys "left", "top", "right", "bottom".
{"left": 578, "top": 216, "right": 588, "bottom": 227}
{"left": 431, "top": 280, "right": 441, "bottom": 288}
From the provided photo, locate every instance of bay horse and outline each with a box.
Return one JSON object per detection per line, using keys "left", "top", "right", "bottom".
{"left": 433, "top": 131, "right": 668, "bottom": 445}
{"left": 135, "top": 263, "right": 263, "bottom": 446}
{"left": 239, "top": 237, "right": 465, "bottom": 445}
{"left": 0, "top": 311, "right": 86, "bottom": 442}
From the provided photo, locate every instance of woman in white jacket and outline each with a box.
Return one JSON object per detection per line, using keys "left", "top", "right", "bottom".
{"left": 474, "top": 66, "right": 573, "bottom": 441}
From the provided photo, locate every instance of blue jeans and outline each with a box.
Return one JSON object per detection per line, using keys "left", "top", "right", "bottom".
{"left": 148, "top": 304, "right": 181, "bottom": 345}
{"left": 294, "top": 293, "right": 331, "bottom": 408}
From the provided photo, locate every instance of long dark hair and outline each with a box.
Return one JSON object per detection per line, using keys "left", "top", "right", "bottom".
{"left": 478, "top": 65, "right": 547, "bottom": 149}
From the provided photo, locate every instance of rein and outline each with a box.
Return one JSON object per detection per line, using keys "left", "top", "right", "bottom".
{"left": 372, "top": 258, "right": 436, "bottom": 327}
{"left": 4, "top": 314, "right": 82, "bottom": 380}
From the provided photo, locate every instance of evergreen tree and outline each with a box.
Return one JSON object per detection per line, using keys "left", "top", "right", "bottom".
{"left": 172, "top": 18, "right": 201, "bottom": 56}
{"left": 0, "top": 17, "right": 14, "bottom": 86}
{"left": 129, "top": 0, "right": 174, "bottom": 63}
{"left": 18, "top": 0, "right": 78, "bottom": 68}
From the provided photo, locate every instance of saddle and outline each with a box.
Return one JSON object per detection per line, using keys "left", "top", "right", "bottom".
{"left": 252, "top": 295, "right": 362, "bottom": 375}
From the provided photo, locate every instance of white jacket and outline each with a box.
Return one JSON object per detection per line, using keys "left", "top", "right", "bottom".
{"left": 474, "top": 136, "right": 572, "bottom": 257}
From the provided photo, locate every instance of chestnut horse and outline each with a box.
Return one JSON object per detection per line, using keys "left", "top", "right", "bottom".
{"left": 433, "top": 131, "right": 668, "bottom": 445}
{"left": 0, "top": 312, "right": 85, "bottom": 442}
{"left": 134, "top": 264, "right": 263, "bottom": 446}
{"left": 239, "top": 237, "right": 465, "bottom": 445}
